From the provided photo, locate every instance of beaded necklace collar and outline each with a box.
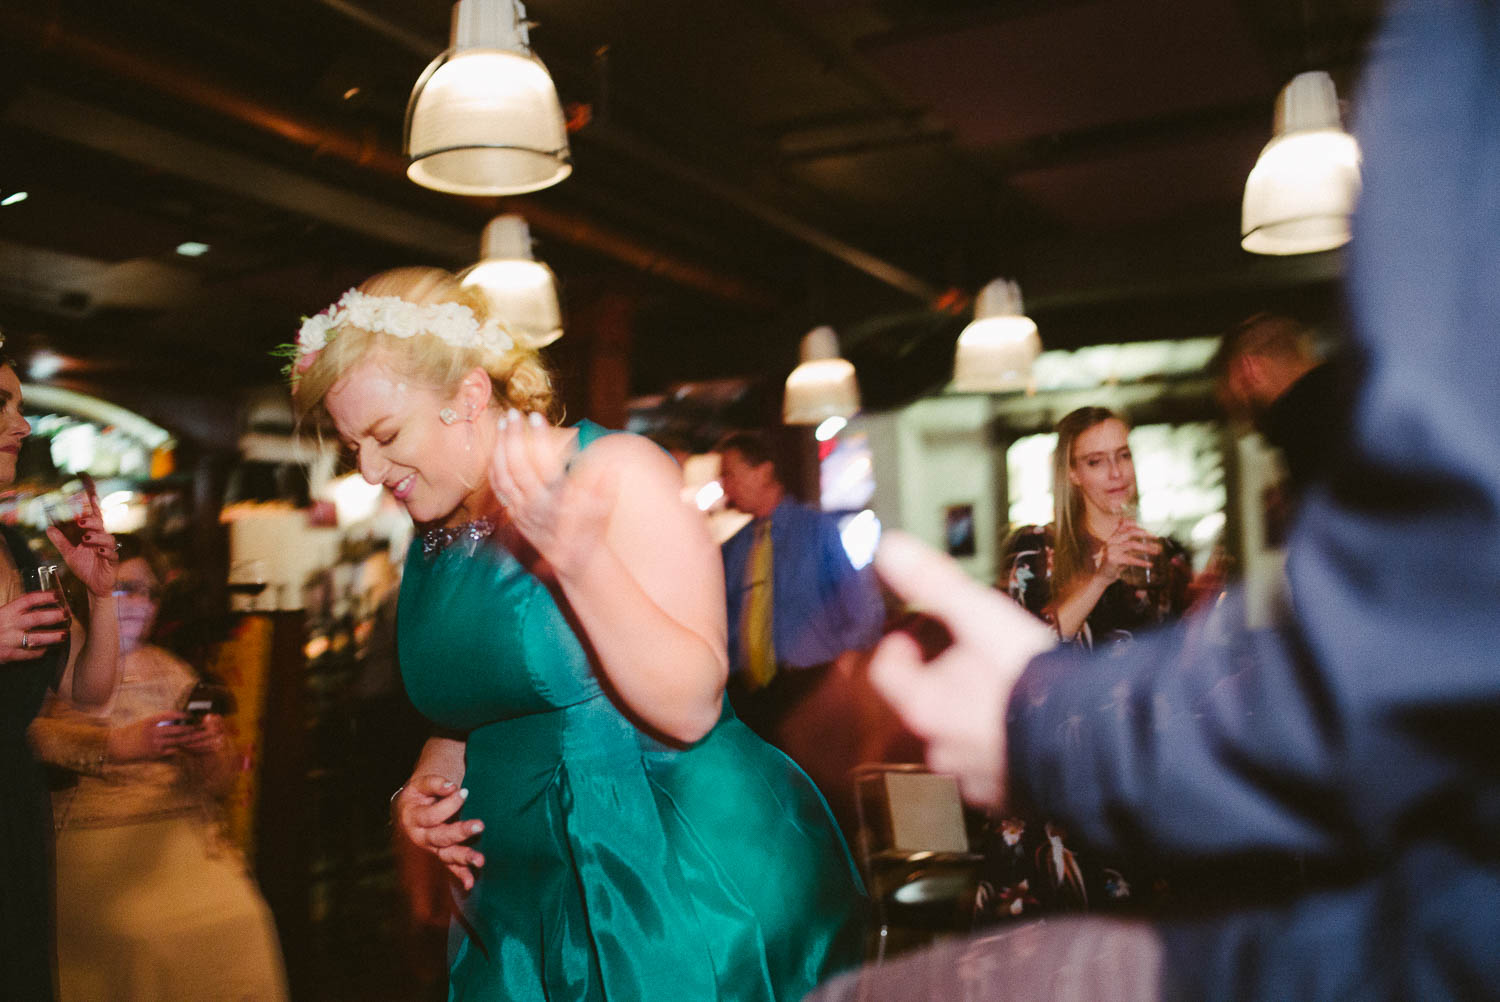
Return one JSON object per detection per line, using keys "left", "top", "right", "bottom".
{"left": 419, "top": 516, "right": 499, "bottom": 556}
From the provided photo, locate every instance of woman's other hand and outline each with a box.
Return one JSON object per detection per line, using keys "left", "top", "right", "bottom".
{"left": 107, "top": 713, "right": 197, "bottom": 762}
{"left": 393, "top": 773, "right": 486, "bottom": 891}
{"left": 48, "top": 488, "right": 118, "bottom": 598}
{"left": 177, "top": 713, "right": 228, "bottom": 756}
{"left": 489, "top": 410, "right": 612, "bottom": 580}
{"left": 0, "top": 591, "right": 70, "bottom": 661}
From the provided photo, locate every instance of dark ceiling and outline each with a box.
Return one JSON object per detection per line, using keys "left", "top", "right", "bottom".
{"left": 0, "top": 0, "right": 1381, "bottom": 444}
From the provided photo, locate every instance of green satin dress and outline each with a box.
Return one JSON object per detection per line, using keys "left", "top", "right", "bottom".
{"left": 398, "top": 422, "right": 866, "bottom": 1002}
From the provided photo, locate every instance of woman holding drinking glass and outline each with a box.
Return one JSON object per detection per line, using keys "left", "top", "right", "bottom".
{"left": 973, "top": 406, "right": 1191, "bottom": 926}
{"left": 1004, "top": 406, "right": 1191, "bottom": 649}
{"left": 0, "top": 354, "right": 120, "bottom": 999}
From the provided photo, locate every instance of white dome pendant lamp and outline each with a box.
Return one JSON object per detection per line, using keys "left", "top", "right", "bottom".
{"left": 405, "top": 0, "right": 572, "bottom": 196}
{"left": 784, "top": 326, "right": 859, "bottom": 428}
{"left": 951, "top": 278, "right": 1039, "bottom": 392}
{"left": 461, "top": 214, "right": 563, "bottom": 347}
{"left": 1241, "top": 71, "right": 1361, "bottom": 255}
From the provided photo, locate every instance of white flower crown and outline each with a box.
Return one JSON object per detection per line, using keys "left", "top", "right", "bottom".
{"left": 295, "top": 290, "right": 514, "bottom": 361}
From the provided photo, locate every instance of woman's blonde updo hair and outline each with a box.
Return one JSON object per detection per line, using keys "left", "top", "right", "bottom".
{"left": 290, "top": 266, "right": 557, "bottom": 423}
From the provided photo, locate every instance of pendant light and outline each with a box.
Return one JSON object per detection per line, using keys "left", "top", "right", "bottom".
{"left": 461, "top": 214, "right": 563, "bottom": 347}
{"left": 784, "top": 326, "right": 859, "bottom": 425}
{"left": 404, "top": 0, "right": 572, "bottom": 196}
{"left": 1241, "top": 71, "right": 1361, "bottom": 255}
{"left": 951, "top": 279, "right": 1039, "bottom": 392}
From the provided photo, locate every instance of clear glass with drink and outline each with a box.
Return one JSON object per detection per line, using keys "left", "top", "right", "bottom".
{"left": 1116, "top": 501, "right": 1162, "bottom": 590}
{"left": 23, "top": 563, "right": 72, "bottom": 640}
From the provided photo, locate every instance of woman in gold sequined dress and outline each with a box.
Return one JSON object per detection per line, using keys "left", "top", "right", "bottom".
{"left": 29, "top": 537, "right": 288, "bottom": 1001}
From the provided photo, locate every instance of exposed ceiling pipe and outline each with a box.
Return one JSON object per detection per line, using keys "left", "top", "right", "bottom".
{"left": 0, "top": 5, "right": 774, "bottom": 311}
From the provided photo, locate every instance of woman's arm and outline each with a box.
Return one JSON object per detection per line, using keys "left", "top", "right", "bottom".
{"left": 392, "top": 735, "right": 485, "bottom": 890}
{"left": 30, "top": 703, "right": 198, "bottom": 774}
{"left": 1048, "top": 521, "right": 1157, "bottom": 641}
{"left": 492, "top": 421, "right": 728, "bottom": 745}
{"left": 1048, "top": 572, "right": 1112, "bottom": 641}
{"left": 68, "top": 593, "right": 119, "bottom": 708}
{"left": 47, "top": 490, "right": 120, "bottom": 708}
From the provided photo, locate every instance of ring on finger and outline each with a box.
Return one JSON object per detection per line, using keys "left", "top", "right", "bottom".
{"left": 20, "top": 631, "right": 30, "bottom": 650}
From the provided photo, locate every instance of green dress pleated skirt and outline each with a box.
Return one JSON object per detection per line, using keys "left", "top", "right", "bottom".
{"left": 398, "top": 422, "right": 866, "bottom": 1002}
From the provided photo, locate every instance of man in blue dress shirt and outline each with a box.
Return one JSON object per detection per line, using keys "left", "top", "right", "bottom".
{"left": 715, "top": 431, "right": 885, "bottom": 745}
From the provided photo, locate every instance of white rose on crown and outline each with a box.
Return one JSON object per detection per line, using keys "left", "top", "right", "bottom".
{"left": 293, "top": 289, "right": 519, "bottom": 365}
{"left": 298, "top": 312, "right": 336, "bottom": 352}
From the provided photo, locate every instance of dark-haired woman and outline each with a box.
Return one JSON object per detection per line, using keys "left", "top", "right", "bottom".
{"left": 0, "top": 358, "right": 120, "bottom": 998}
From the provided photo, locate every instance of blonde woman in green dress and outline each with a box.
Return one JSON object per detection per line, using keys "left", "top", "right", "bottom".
{"left": 291, "top": 267, "right": 865, "bottom": 1001}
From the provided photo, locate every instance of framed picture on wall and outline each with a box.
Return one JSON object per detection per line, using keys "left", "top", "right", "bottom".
{"left": 943, "top": 503, "right": 976, "bottom": 558}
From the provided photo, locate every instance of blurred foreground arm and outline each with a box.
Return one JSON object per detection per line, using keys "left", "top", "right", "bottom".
{"left": 867, "top": 531, "right": 1055, "bottom": 806}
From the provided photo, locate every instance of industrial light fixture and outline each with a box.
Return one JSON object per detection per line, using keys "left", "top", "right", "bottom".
{"left": 1, "top": 191, "right": 29, "bottom": 207}
{"left": 404, "top": 0, "right": 572, "bottom": 196}
{"left": 784, "top": 326, "right": 859, "bottom": 425}
{"left": 1242, "top": 71, "right": 1361, "bottom": 255}
{"left": 460, "top": 214, "right": 562, "bottom": 347}
{"left": 175, "top": 241, "right": 211, "bottom": 257}
{"left": 951, "top": 278, "right": 1040, "bottom": 392}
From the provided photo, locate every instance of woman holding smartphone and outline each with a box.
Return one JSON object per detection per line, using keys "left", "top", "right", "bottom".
{"left": 29, "top": 535, "right": 288, "bottom": 1001}
{"left": 0, "top": 354, "right": 120, "bottom": 999}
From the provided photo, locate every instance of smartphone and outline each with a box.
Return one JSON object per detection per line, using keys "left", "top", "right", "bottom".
{"left": 182, "top": 681, "right": 236, "bottom": 725}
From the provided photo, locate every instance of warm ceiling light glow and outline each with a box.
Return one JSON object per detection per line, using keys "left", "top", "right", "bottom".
{"left": 814, "top": 416, "right": 847, "bottom": 442}
{"left": 175, "top": 241, "right": 211, "bottom": 257}
{"left": 460, "top": 214, "right": 563, "bottom": 347}
{"left": 405, "top": 0, "right": 572, "bottom": 196}
{"left": 330, "top": 472, "right": 384, "bottom": 526}
{"left": 1, "top": 191, "right": 29, "bottom": 207}
{"left": 839, "top": 510, "right": 881, "bottom": 570}
{"left": 1242, "top": 71, "right": 1362, "bottom": 256}
{"left": 342, "top": 86, "right": 362, "bottom": 101}
{"left": 27, "top": 351, "right": 64, "bottom": 382}
{"left": 694, "top": 481, "right": 724, "bottom": 511}
{"left": 952, "top": 278, "right": 1040, "bottom": 392}
{"left": 785, "top": 326, "right": 859, "bottom": 425}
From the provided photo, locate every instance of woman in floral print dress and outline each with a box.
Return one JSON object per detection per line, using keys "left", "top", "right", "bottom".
{"left": 974, "top": 407, "right": 1191, "bottom": 925}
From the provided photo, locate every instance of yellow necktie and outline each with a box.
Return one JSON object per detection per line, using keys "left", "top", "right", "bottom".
{"left": 742, "top": 519, "right": 776, "bottom": 690}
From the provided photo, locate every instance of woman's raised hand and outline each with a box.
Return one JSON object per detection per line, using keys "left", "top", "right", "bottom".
{"left": 48, "top": 487, "right": 118, "bottom": 598}
{"left": 107, "top": 712, "right": 197, "bottom": 762}
{"left": 393, "top": 774, "right": 486, "bottom": 892}
{"left": 0, "top": 591, "right": 69, "bottom": 662}
{"left": 488, "top": 410, "right": 613, "bottom": 580}
{"left": 1093, "top": 517, "right": 1159, "bottom": 582}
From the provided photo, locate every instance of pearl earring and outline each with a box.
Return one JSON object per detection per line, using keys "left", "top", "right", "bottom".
{"left": 439, "top": 407, "right": 460, "bottom": 425}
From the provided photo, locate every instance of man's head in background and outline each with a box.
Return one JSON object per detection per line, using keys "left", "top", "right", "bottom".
{"left": 715, "top": 431, "right": 785, "bottom": 520}
{"left": 1212, "top": 312, "right": 1323, "bottom": 426}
